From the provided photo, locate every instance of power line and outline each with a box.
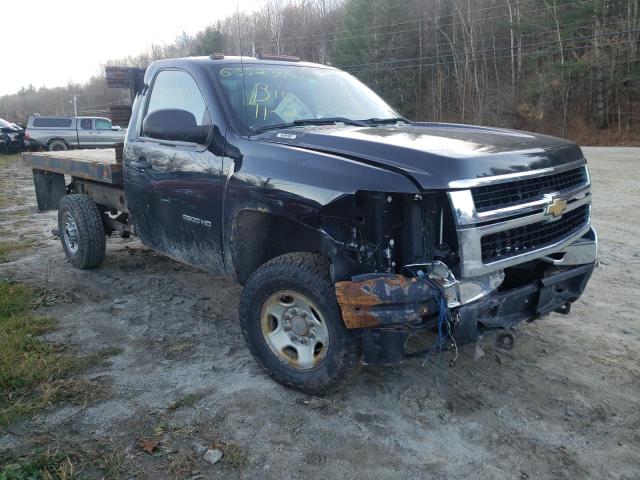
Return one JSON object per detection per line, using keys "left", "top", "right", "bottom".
{"left": 245, "top": 0, "right": 596, "bottom": 49}
{"left": 246, "top": 0, "right": 555, "bottom": 45}
{"left": 337, "top": 28, "right": 640, "bottom": 69}
{"left": 344, "top": 39, "right": 640, "bottom": 74}
{"left": 320, "top": 14, "right": 634, "bottom": 58}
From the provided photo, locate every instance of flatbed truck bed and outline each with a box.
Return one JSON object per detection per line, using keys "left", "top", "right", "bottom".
{"left": 23, "top": 148, "right": 127, "bottom": 213}
{"left": 23, "top": 148, "right": 122, "bottom": 185}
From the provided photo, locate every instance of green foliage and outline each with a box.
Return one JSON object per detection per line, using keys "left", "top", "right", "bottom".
{"left": 0, "top": 451, "right": 77, "bottom": 480}
{"left": 0, "top": 241, "right": 38, "bottom": 264}
{"left": 168, "top": 391, "right": 207, "bottom": 411}
{"left": 0, "top": 282, "right": 120, "bottom": 427}
{"left": 198, "top": 26, "right": 224, "bottom": 56}
{"left": 524, "top": 79, "right": 541, "bottom": 101}
{"left": 334, "top": 0, "right": 420, "bottom": 114}
{"left": 551, "top": 61, "right": 590, "bottom": 75}
{"left": 556, "top": 0, "right": 598, "bottom": 29}
{"left": 0, "top": 283, "right": 34, "bottom": 318}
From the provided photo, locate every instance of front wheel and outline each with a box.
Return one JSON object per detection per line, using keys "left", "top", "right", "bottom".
{"left": 58, "top": 194, "right": 105, "bottom": 269}
{"left": 240, "top": 252, "right": 361, "bottom": 395}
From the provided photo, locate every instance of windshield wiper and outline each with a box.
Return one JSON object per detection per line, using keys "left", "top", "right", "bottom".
{"left": 252, "top": 117, "right": 367, "bottom": 134}
{"left": 360, "top": 117, "right": 412, "bottom": 125}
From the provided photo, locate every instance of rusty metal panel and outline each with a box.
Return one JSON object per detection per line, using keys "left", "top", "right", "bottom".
{"left": 23, "top": 150, "right": 122, "bottom": 185}
{"left": 74, "top": 180, "right": 127, "bottom": 213}
{"left": 335, "top": 275, "right": 437, "bottom": 329}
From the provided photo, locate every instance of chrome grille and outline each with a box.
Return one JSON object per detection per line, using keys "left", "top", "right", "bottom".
{"left": 481, "top": 204, "right": 590, "bottom": 263}
{"left": 447, "top": 159, "right": 592, "bottom": 277}
{"left": 472, "top": 166, "right": 588, "bottom": 212}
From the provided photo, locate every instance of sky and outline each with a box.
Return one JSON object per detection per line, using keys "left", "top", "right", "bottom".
{"left": 1, "top": 0, "right": 262, "bottom": 96}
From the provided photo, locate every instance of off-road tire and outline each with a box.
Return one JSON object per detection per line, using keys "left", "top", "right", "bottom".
{"left": 58, "top": 194, "right": 105, "bottom": 269}
{"left": 48, "top": 139, "right": 68, "bottom": 151}
{"left": 240, "top": 252, "right": 361, "bottom": 395}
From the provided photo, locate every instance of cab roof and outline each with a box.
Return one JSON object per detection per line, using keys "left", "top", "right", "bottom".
{"left": 144, "top": 55, "right": 337, "bottom": 84}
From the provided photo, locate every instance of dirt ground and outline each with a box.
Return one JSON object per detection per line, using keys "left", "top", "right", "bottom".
{"left": 0, "top": 147, "right": 639, "bottom": 479}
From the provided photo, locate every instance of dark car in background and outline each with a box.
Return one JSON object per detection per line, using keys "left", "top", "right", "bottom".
{"left": 0, "top": 118, "right": 24, "bottom": 154}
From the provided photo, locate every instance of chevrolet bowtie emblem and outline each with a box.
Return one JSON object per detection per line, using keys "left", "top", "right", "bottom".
{"left": 544, "top": 197, "right": 568, "bottom": 219}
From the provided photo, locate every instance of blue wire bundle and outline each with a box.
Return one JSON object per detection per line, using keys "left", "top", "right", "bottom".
{"left": 421, "top": 277, "right": 452, "bottom": 358}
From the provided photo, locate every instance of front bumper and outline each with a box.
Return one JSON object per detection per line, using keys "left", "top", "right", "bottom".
{"left": 335, "top": 227, "right": 597, "bottom": 363}
{"left": 455, "top": 261, "right": 595, "bottom": 342}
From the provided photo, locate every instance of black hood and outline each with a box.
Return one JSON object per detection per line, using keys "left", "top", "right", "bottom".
{"left": 260, "top": 122, "right": 583, "bottom": 190}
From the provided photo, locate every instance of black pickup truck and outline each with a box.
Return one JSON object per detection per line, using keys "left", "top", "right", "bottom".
{"left": 25, "top": 54, "right": 597, "bottom": 394}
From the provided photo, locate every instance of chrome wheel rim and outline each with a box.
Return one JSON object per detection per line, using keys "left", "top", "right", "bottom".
{"left": 260, "top": 290, "right": 329, "bottom": 370}
{"left": 63, "top": 211, "right": 79, "bottom": 255}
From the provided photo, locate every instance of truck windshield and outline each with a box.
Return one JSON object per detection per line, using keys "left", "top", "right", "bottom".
{"left": 209, "top": 63, "right": 401, "bottom": 134}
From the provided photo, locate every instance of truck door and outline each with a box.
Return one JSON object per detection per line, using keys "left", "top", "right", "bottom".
{"left": 124, "top": 68, "right": 226, "bottom": 274}
{"left": 77, "top": 118, "right": 95, "bottom": 147}
{"left": 94, "top": 118, "right": 115, "bottom": 146}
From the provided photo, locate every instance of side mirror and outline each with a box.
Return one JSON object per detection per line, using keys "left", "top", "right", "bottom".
{"left": 111, "top": 125, "right": 122, "bottom": 131}
{"left": 143, "top": 109, "right": 212, "bottom": 144}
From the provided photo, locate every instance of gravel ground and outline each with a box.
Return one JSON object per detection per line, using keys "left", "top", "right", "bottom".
{"left": 0, "top": 147, "right": 638, "bottom": 479}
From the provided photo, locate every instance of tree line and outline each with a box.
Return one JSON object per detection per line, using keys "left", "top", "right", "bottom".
{"left": 1, "top": 0, "right": 638, "bottom": 144}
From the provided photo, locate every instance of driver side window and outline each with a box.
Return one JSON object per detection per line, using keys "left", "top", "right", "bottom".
{"left": 145, "top": 69, "right": 211, "bottom": 136}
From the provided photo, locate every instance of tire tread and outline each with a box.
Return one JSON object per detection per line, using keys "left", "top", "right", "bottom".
{"left": 239, "top": 252, "right": 360, "bottom": 395}
{"left": 58, "top": 194, "right": 105, "bottom": 269}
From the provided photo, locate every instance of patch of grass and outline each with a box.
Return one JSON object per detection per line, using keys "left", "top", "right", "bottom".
{"left": 0, "top": 153, "right": 21, "bottom": 167}
{"left": 213, "top": 441, "right": 249, "bottom": 470}
{"left": 168, "top": 391, "right": 207, "bottom": 411}
{"left": 37, "top": 378, "right": 112, "bottom": 408}
{"left": 0, "top": 449, "right": 79, "bottom": 480}
{"left": 0, "top": 155, "right": 27, "bottom": 210}
{"left": 163, "top": 339, "right": 194, "bottom": 360}
{"left": 0, "top": 442, "right": 130, "bottom": 480}
{"left": 88, "top": 445, "right": 129, "bottom": 480}
{"left": 166, "top": 449, "right": 198, "bottom": 479}
{"left": 0, "top": 282, "right": 121, "bottom": 427}
{"left": 0, "top": 240, "right": 39, "bottom": 263}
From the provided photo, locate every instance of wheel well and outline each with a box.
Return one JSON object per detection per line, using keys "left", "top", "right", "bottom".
{"left": 48, "top": 138, "right": 68, "bottom": 146}
{"left": 231, "top": 210, "right": 323, "bottom": 285}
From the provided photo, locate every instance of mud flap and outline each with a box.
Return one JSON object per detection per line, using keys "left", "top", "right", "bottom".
{"left": 33, "top": 169, "right": 66, "bottom": 211}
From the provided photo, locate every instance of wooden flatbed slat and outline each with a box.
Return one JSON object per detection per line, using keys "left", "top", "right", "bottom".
{"left": 23, "top": 149, "right": 123, "bottom": 185}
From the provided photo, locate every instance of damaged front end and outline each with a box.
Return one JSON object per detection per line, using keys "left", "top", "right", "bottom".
{"left": 321, "top": 160, "right": 597, "bottom": 364}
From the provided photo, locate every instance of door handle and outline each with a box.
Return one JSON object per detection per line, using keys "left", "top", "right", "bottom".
{"left": 130, "top": 157, "right": 152, "bottom": 171}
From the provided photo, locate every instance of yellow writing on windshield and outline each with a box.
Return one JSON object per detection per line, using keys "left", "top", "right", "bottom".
{"left": 248, "top": 83, "right": 271, "bottom": 120}
{"left": 219, "top": 67, "right": 267, "bottom": 77}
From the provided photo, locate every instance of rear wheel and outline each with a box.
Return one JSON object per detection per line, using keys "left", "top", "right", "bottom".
{"left": 240, "top": 252, "right": 361, "bottom": 395}
{"left": 48, "top": 140, "right": 68, "bottom": 151}
{"left": 58, "top": 194, "right": 105, "bottom": 269}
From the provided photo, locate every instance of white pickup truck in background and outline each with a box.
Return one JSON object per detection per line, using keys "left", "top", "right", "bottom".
{"left": 25, "top": 116, "right": 126, "bottom": 151}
